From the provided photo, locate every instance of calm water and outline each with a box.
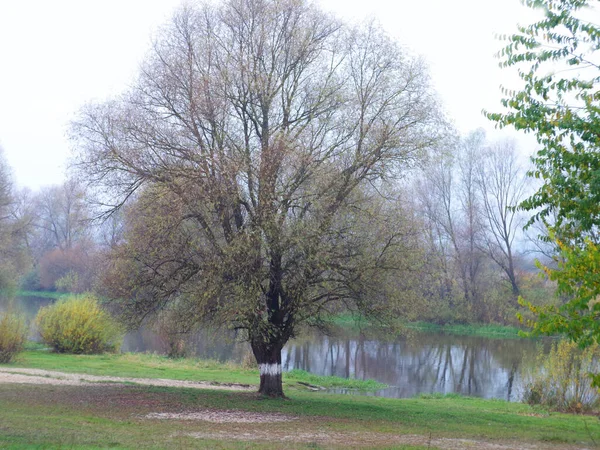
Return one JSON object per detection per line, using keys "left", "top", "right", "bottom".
{"left": 8, "top": 295, "right": 546, "bottom": 401}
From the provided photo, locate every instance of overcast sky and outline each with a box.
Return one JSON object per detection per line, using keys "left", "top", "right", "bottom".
{"left": 0, "top": 0, "right": 540, "bottom": 190}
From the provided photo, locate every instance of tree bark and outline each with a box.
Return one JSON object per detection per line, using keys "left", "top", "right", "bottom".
{"left": 251, "top": 340, "right": 284, "bottom": 397}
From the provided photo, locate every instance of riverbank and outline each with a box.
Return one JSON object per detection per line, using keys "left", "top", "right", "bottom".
{"left": 14, "top": 291, "right": 527, "bottom": 339}
{"left": 0, "top": 351, "right": 598, "bottom": 449}
{"left": 332, "top": 314, "right": 525, "bottom": 338}
{"left": 14, "top": 290, "right": 73, "bottom": 299}
{"left": 10, "top": 350, "right": 386, "bottom": 391}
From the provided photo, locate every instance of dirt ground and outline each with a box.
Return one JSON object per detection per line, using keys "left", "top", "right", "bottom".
{"left": 0, "top": 367, "right": 253, "bottom": 391}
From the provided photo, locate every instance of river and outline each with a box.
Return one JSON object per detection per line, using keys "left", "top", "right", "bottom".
{"left": 8, "top": 295, "right": 547, "bottom": 401}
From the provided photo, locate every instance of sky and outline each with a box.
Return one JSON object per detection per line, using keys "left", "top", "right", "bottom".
{"left": 0, "top": 0, "right": 540, "bottom": 190}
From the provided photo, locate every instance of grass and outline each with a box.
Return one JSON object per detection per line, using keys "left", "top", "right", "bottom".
{"left": 6, "top": 350, "right": 385, "bottom": 391}
{"left": 15, "top": 290, "right": 73, "bottom": 300}
{"left": 286, "top": 369, "right": 387, "bottom": 390}
{"left": 0, "top": 374, "right": 599, "bottom": 448}
{"left": 1, "top": 351, "right": 599, "bottom": 448}
{"left": 332, "top": 314, "right": 525, "bottom": 338}
{"left": 404, "top": 322, "right": 524, "bottom": 338}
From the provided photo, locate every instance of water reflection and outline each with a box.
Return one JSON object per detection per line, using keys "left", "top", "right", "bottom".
{"left": 9, "top": 295, "right": 546, "bottom": 401}
{"left": 1, "top": 295, "right": 54, "bottom": 339}
{"left": 281, "top": 332, "right": 539, "bottom": 400}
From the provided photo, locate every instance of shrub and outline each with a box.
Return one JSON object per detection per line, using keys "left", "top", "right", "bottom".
{"left": 0, "top": 311, "right": 27, "bottom": 363}
{"left": 521, "top": 339, "right": 600, "bottom": 412}
{"left": 20, "top": 269, "right": 41, "bottom": 291}
{"left": 55, "top": 271, "right": 79, "bottom": 293}
{"left": 153, "top": 306, "right": 190, "bottom": 359}
{"left": 241, "top": 347, "right": 257, "bottom": 369}
{"left": 36, "top": 295, "right": 123, "bottom": 354}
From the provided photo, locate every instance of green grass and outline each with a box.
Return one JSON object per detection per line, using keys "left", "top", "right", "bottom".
{"left": 332, "top": 314, "right": 524, "bottom": 338}
{"left": 286, "top": 369, "right": 386, "bottom": 390}
{"left": 1, "top": 351, "right": 599, "bottom": 448}
{"left": 6, "top": 350, "right": 385, "bottom": 391}
{"left": 15, "top": 290, "right": 73, "bottom": 300}
{"left": 404, "top": 322, "right": 524, "bottom": 338}
{"left": 0, "top": 379, "right": 598, "bottom": 448}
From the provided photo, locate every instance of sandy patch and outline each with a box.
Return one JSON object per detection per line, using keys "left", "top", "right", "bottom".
{"left": 0, "top": 367, "right": 254, "bottom": 391}
{"left": 146, "top": 410, "right": 295, "bottom": 423}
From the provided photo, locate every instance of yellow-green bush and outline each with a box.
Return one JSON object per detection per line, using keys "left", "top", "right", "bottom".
{"left": 35, "top": 295, "right": 123, "bottom": 354}
{"left": 0, "top": 311, "right": 27, "bottom": 363}
{"left": 522, "top": 339, "right": 600, "bottom": 412}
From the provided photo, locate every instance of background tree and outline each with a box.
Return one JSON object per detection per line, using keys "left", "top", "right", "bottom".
{"left": 31, "top": 179, "right": 95, "bottom": 292}
{"left": 415, "top": 131, "right": 531, "bottom": 323}
{"left": 476, "top": 139, "right": 528, "bottom": 297}
{"left": 72, "top": 0, "right": 444, "bottom": 396}
{"left": 416, "top": 131, "right": 487, "bottom": 321}
{"left": 487, "top": 0, "right": 600, "bottom": 351}
{"left": 0, "top": 147, "right": 33, "bottom": 292}
{"left": 34, "top": 179, "right": 91, "bottom": 252}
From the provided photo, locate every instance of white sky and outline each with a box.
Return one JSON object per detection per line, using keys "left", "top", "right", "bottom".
{"left": 0, "top": 0, "right": 540, "bottom": 190}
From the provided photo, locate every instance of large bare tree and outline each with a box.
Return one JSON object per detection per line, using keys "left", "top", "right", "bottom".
{"left": 34, "top": 179, "right": 91, "bottom": 253}
{"left": 417, "top": 131, "right": 487, "bottom": 320}
{"left": 476, "top": 140, "right": 528, "bottom": 297}
{"left": 72, "top": 0, "right": 443, "bottom": 396}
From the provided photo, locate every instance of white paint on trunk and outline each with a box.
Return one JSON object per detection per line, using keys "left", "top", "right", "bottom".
{"left": 259, "top": 363, "right": 281, "bottom": 376}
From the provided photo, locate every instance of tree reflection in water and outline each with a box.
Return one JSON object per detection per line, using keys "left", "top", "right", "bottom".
{"left": 281, "top": 331, "right": 543, "bottom": 401}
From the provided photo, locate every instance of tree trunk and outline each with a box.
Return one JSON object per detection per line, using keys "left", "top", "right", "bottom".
{"left": 251, "top": 341, "right": 284, "bottom": 397}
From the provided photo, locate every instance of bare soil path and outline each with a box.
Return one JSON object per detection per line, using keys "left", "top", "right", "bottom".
{"left": 0, "top": 366, "right": 254, "bottom": 391}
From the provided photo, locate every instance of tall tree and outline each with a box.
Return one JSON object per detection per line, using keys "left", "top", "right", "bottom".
{"left": 417, "top": 132, "right": 486, "bottom": 319}
{"left": 72, "top": 0, "right": 443, "bottom": 396}
{"left": 487, "top": 0, "right": 600, "bottom": 350}
{"left": 0, "top": 146, "right": 32, "bottom": 290}
{"left": 476, "top": 140, "right": 528, "bottom": 296}
{"left": 456, "top": 131, "right": 486, "bottom": 313}
{"left": 35, "top": 178, "right": 91, "bottom": 252}
{"left": 32, "top": 179, "right": 95, "bottom": 291}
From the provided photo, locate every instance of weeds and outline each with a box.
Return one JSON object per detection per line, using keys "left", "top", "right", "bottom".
{"left": 0, "top": 310, "right": 27, "bottom": 363}
{"left": 521, "top": 340, "right": 600, "bottom": 412}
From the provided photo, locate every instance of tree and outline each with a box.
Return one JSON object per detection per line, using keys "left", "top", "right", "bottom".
{"left": 32, "top": 179, "right": 95, "bottom": 292}
{"left": 487, "top": 0, "right": 600, "bottom": 349}
{"left": 476, "top": 139, "right": 528, "bottom": 297}
{"left": 416, "top": 132, "right": 487, "bottom": 320}
{"left": 0, "top": 146, "right": 31, "bottom": 291}
{"left": 72, "top": 0, "right": 443, "bottom": 396}
{"left": 34, "top": 179, "right": 91, "bottom": 252}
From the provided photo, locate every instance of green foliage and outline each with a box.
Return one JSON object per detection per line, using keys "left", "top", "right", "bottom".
{"left": 521, "top": 340, "right": 600, "bottom": 412}
{"left": 489, "top": 0, "right": 600, "bottom": 371}
{"left": 518, "top": 237, "right": 600, "bottom": 380}
{"left": 0, "top": 310, "right": 27, "bottom": 363}
{"left": 54, "top": 270, "right": 79, "bottom": 293}
{"left": 488, "top": 0, "right": 600, "bottom": 241}
{"left": 20, "top": 269, "right": 41, "bottom": 291}
{"left": 35, "top": 294, "right": 123, "bottom": 354}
